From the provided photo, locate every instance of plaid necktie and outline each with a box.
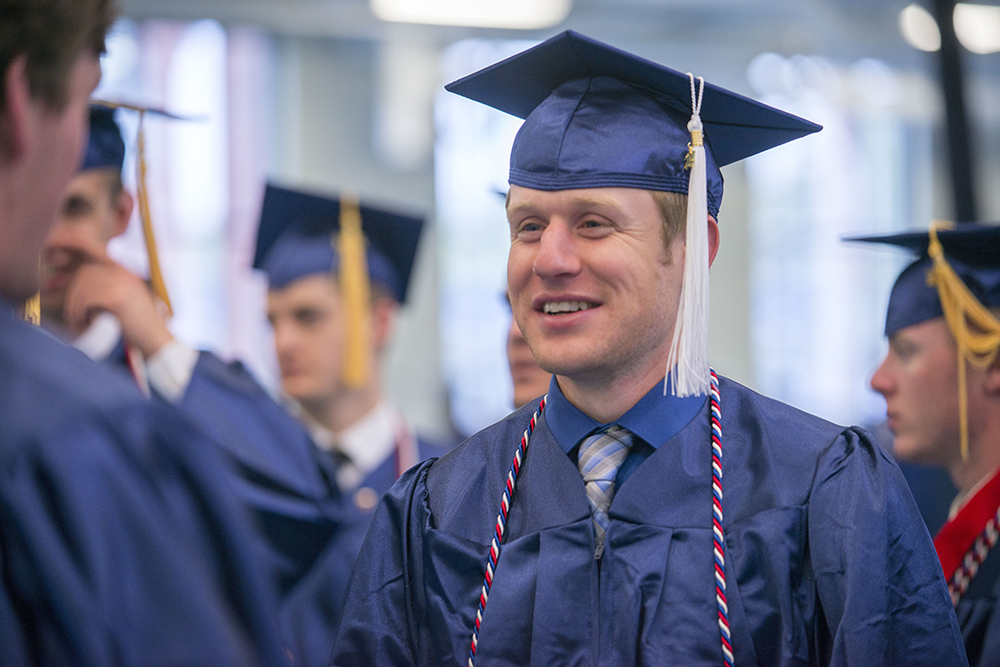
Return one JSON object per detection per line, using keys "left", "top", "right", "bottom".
{"left": 577, "top": 425, "right": 635, "bottom": 558}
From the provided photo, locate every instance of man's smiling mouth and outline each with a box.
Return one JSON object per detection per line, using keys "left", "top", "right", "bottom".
{"left": 542, "top": 301, "right": 598, "bottom": 315}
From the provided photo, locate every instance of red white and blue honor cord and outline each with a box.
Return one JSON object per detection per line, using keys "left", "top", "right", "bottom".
{"left": 469, "top": 370, "right": 731, "bottom": 666}
{"left": 468, "top": 395, "right": 547, "bottom": 667}
{"left": 711, "top": 369, "right": 733, "bottom": 666}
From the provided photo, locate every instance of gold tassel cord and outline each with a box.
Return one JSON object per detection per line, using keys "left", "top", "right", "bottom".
{"left": 135, "top": 109, "right": 172, "bottom": 316}
{"left": 926, "top": 221, "right": 1000, "bottom": 462}
{"left": 20, "top": 292, "right": 40, "bottom": 325}
{"left": 337, "top": 194, "right": 371, "bottom": 388}
{"left": 21, "top": 256, "right": 41, "bottom": 325}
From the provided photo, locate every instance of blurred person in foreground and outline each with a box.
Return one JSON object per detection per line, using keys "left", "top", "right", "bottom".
{"left": 40, "top": 108, "right": 364, "bottom": 666}
{"left": 0, "top": 0, "right": 287, "bottom": 663}
{"left": 858, "top": 222, "right": 1000, "bottom": 667}
{"left": 331, "top": 31, "right": 965, "bottom": 666}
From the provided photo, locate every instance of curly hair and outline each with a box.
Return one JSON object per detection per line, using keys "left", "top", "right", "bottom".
{"left": 0, "top": 0, "right": 117, "bottom": 111}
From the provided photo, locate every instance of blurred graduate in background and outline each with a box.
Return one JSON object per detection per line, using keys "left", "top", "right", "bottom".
{"left": 856, "top": 222, "right": 1000, "bottom": 667}
{"left": 254, "top": 183, "right": 453, "bottom": 665}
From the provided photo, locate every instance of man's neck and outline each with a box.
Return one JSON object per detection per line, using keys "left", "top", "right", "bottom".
{"left": 556, "top": 362, "right": 669, "bottom": 423}
{"left": 948, "top": 416, "right": 1000, "bottom": 497}
{"left": 301, "top": 381, "right": 382, "bottom": 435}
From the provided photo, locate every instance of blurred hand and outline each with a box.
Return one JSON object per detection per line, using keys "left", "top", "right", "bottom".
{"left": 64, "top": 254, "right": 173, "bottom": 358}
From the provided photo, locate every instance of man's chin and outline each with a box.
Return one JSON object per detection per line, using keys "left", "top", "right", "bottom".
{"left": 892, "top": 436, "right": 947, "bottom": 467}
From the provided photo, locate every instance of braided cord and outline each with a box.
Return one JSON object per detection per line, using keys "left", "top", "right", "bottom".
{"left": 468, "top": 372, "right": 730, "bottom": 665}
{"left": 947, "top": 505, "right": 1000, "bottom": 605}
{"left": 468, "top": 396, "right": 547, "bottom": 667}
{"left": 710, "top": 370, "right": 732, "bottom": 666}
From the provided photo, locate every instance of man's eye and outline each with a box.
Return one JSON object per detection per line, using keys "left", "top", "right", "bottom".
{"left": 514, "top": 221, "right": 543, "bottom": 239}
{"left": 63, "top": 197, "right": 91, "bottom": 217}
{"left": 296, "top": 311, "right": 322, "bottom": 325}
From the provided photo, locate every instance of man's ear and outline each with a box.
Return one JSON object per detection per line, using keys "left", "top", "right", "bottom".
{"left": 707, "top": 216, "right": 720, "bottom": 267}
{"left": 111, "top": 189, "right": 133, "bottom": 238}
{"left": 0, "top": 56, "right": 32, "bottom": 161}
{"left": 984, "top": 350, "right": 1000, "bottom": 395}
{"left": 370, "top": 296, "right": 398, "bottom": 354}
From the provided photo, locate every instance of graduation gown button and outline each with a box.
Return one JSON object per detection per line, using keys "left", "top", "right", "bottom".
{"left": 354, "top": 486, "right": 379, "bottom": 511}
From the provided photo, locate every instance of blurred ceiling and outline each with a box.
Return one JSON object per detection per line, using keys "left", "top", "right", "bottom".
{"left": 121, "top": 0, "right": 922, "bottom": 64}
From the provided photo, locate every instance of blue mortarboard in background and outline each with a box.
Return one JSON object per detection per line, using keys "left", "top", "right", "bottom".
{"left": 81, "top": 105, "right": 125, "bottom": 172}
{"left": 445, "top": 30, "right": 821, "bottom": 218}
{"left": 253, "top": 183, "right": 424, "bottom": 303}
{"left": 846, "top": 224, "right": 1000, "bottom": 336}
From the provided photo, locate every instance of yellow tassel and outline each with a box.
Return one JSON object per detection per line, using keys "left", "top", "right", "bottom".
{"left": 926, "top": 221, "right": 1000, "bottom": 462}
{"left": 337, "top": 193, "right": 371, "bottom": 388}
{"left": 135, "top": 109, "right": 172, "bottom": 316}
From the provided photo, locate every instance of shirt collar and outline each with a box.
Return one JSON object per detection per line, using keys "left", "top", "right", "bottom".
{"left": 544, "top": 375, "right": 707, "bottom": 454}
{"left": 301, "top": 400, "right": 400, "bottom": 475}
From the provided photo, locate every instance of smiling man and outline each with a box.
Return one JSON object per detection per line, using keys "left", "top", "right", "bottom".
{"left": 861, "top": 223, "right": 1000, "bottom": 667}
{"left": 331, "top": 32, "right": 965, "bottom": 666}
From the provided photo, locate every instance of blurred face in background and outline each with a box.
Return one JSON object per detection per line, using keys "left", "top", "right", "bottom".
{"left": 506, "top": 309, "right": 551, "bottom": 409}
{"left": 268, "top": 274, "right": 348, "bottom": 409}
{"left": 870, "top": 318, "right": 963, "bottom": 466}
{"left": 41, "top": 168, "right": 131, "bottom": 321}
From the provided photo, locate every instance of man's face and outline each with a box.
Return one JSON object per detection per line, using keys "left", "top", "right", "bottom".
{"left": 870, "top": 318, "right": 962, "bottom": 465}
{"left": 1, "top": 53, "right": 101, "bottom": 301}
{"left": 506, "top": 185, "right": 684, "bottom": 388}
{"left": 41, "top": 169, "right": 126, "bottom": 318}
{"left": 267, "top": 274, "right": 347, "bottom": 406}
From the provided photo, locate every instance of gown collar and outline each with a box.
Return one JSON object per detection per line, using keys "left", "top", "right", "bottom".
{"left": 543, "top": 375, "right": 707, "bottom": 453}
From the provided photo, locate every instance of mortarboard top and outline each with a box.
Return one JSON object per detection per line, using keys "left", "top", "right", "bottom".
{"left": 254, "top": 183, "right": 424, "bottom": 304}
{"left": 445, "top": 30, "right": 821, "bottom": 218}
{"left": 81, "top": 105, "right": 126, "bottom": 172}
{"left": 845, "top": 224, "right": 1000, "bottom": 336}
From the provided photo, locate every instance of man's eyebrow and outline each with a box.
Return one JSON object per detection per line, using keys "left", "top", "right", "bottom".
{"left": 507, "top": 197, "right": 622, "bottom": 216}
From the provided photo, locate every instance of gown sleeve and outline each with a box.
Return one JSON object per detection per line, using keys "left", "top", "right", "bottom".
{"left": 808, "top": 426, "right": 968, "bottom": 666}
{"left": 329, "top": 461, "right": 435, "bottom": 667}
{"left": 0, "top": 398, "right": 287, "bottom": 666}
{"left": 171, "top": 351, "right": 345, "bottom": 594}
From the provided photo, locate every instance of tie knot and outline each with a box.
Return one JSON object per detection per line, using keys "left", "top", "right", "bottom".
{"left": 577, "top": 425, "right": 634, "bottom": 483}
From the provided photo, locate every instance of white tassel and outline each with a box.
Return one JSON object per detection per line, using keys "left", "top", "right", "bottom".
{"left": 665, "top": 74, "right": 710, "bottom": 397}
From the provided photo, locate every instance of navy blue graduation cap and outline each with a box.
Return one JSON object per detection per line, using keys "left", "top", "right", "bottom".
{"left": 445, "top": 30, "right": 821, "bottom": 219}
{"left": 81, "top": 105, "right": 125, "bottom": 172}
{"left": 253, "top": 183, "right": 424, "bottom": 304}
{"left": 447, "top": 30, "right": 821, "bottom": 397}
{"left": 846, "top": 224, "right": 1000, "bottom": 337}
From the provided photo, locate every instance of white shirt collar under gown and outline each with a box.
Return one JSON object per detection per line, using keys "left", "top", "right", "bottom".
{"left": 300, "top": 400, "right": 406, "bottom": 491}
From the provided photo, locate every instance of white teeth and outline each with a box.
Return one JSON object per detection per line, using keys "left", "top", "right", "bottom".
{"left": 542, "top": 300, "right": 596, "bottom": 315}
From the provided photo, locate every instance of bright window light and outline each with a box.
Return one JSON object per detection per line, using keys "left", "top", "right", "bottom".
{"left": 370, "top": 0, "right": 571, "bottom": 29}
{"left": 955, "top": 3, "right": 1000, "bottom": 54}
{"left": 900, "top": 3, "right": 941, "bottom": 52}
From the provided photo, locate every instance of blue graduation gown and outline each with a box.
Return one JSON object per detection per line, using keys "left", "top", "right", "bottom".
{"left": 0, "top": 304, "right": 287, "bottom": 666}
{"left": 331, "top": 376, "right": 966, "bottom": 666}
{"left": 178, "top": 351, "right": 452, "bottom": 667}
{"left": 174, "top": 351, "right": 350, "bottom": 595}
{"left": 277, "top": 435, "right": 453, "bottom": 667}
{"left": 956, "top": 544, "right": 1000, "bottom": 667}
